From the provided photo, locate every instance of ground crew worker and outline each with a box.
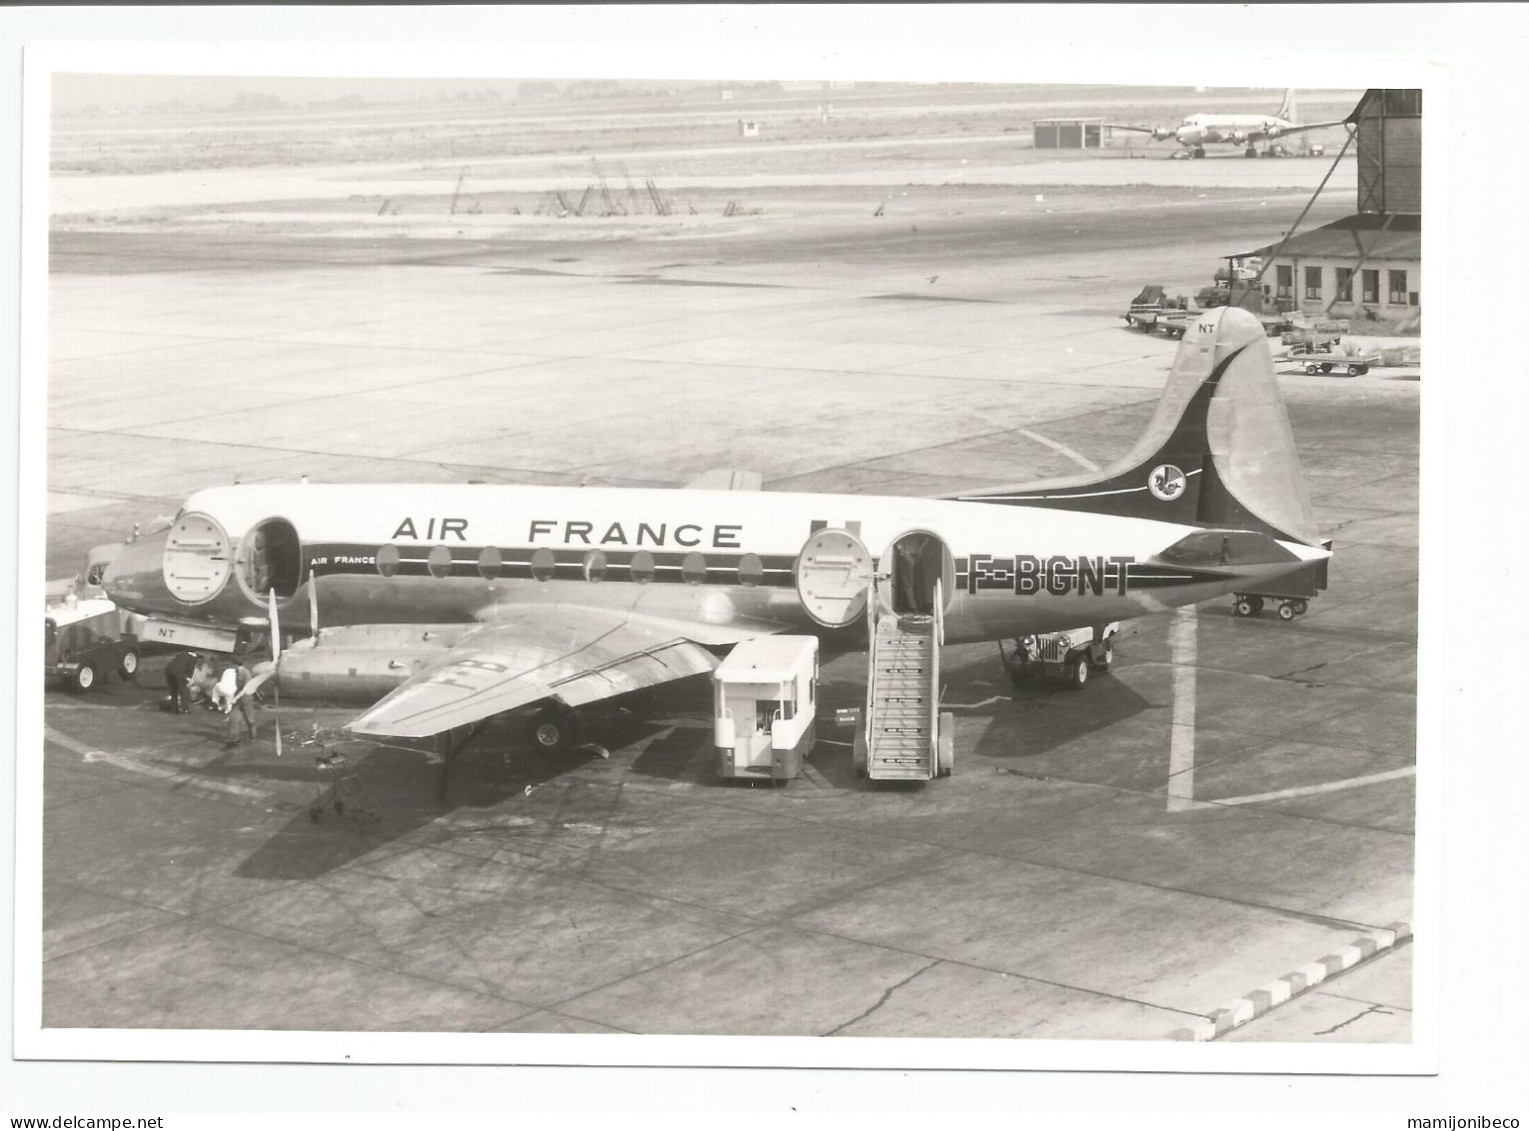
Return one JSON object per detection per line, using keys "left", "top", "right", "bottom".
{"left": 225, "top": 664, "right": 258, "bottom": 743}
{"left": 163, "top": 651, "right": 203, "bottom": 713}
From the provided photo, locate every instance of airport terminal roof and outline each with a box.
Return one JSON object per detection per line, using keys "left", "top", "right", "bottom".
{"left": 1239, "top": 213, "right": 1421, "bottom": 262}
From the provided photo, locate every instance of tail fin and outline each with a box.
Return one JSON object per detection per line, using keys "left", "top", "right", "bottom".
{"left": 956, "top": 306, "right": 1322, "bottom": 547}
{"left": 1277, "top": 87, "right": 1297, "bottom": 122}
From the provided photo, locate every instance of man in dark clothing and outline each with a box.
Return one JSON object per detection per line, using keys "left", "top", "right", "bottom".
{"left": 164, "top": 651, "right": 204, "bottom": 713}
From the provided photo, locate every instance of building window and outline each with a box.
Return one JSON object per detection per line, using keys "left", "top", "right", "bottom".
{"left": 1389, "top": 270, "right": 1408, "bottom": 304}
{"left": 1304, "top": 266, "right": 1322, "bottom": 300}
{"left": 1275, "top": 264, "right": 1293, "bottom": 299}
{"left": 1362, "top": 269, "right": 1379, "bottom": 304}
{"left": 1335, "top": 268, "right": 1354, "bottom": 302}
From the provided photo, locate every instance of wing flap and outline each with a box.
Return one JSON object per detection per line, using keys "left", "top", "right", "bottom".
{"left": 344, "top": 608, "right": 718, "bottom": 738}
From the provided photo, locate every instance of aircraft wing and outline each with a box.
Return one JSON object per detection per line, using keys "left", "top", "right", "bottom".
{"left": 344, "top": 607, "right": 722, "bottom": 739}
{"left": 1268, "top": 120, "right": 1349, "bottom": 138}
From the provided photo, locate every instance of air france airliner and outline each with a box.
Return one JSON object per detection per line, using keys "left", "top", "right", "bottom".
{"left": 1114, "top": 89, "right": 1347, "bottom": 157}
{"left": 101, "top": 307, "right": 1329, "bottom": 755}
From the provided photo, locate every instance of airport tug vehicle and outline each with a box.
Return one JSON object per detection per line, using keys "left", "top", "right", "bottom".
{"left": 713, "top": 635, "right": 819, "bottom": 782}
{"left": 44, "top": 597, "right": 141, "bottom": 693}
{"left": 1000, "top": 623, "right": 1118, "bottom": 689}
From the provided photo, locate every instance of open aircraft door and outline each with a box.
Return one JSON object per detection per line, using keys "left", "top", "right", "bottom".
{"left": 795, "top": 528, "right": 874, "bottom": 628}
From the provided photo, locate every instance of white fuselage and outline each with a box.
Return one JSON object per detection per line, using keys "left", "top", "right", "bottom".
{"left": 103, "top": 482, "right": 1325, "bottom": 656}
{"left": 1175, "top": 113, "right": 1294, "bottom": 148}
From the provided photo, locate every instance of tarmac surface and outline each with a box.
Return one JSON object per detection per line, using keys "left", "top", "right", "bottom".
{"left": 37, "top": 122, "right": 1417, "bottom": 1043}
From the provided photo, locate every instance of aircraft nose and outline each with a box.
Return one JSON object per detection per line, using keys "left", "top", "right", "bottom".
{"left": 101, "top": 527, "right": 171, "bottom": 610}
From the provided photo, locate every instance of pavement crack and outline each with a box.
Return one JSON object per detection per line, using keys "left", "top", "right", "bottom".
{"left": 1313, "top": 1002, "right": 1393, "bottom": 1035}
{"left": 824, "top": 959, "right": 939, "bottom": 1036}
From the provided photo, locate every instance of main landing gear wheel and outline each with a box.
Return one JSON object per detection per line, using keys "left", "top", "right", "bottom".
{"left": 1245, "top": 146, "right": 1258, "bottom": 157}
{"left": 527, "top": 704, "right": 580, "bottom": 756}
{"left": 1192, "top": 145, "right": 1206, "bottom": 159}
{"left": 1234, "top": 595, "right": 1265, "bottom": 617}
{"left": 68, "top": 660, "right": 100, "bottom": 694}
{"left": 1066, "top": 656, "right": 1089, "bottom": 689}
{"left": 118, "top": 648, "right": 140, "bottom": 681}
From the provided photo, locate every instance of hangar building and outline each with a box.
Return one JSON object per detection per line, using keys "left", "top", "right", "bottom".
{"left": 1033, "top": 118, "right": 1111, "bottom": 149}
{"left": 1238, "top": 89, "right": 1421, "bottom": 327}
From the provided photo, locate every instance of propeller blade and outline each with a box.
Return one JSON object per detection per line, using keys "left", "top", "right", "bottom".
{"left": 268, "top": 589, "right": 283, "bottom": 758}
{"left": 231, "top": 666, "right": 277, "bottom": 704}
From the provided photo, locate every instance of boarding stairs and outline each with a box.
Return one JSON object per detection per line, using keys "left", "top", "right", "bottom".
{"left": 856, "top": 580, "right": 953, "bottom": 780}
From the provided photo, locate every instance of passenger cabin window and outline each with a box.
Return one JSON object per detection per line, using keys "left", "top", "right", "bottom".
{"left": 530, "top": 548, "right": 557, "bottom": 582}
{"left": 584, "top": 550, "right": 607, "bottom": 582}
{"left": 428, "top": 545, "right": 453, "bottom": 579}
{"left": 376, "top": 544, "right": 400, "bottom": 578}
{"left": 630, "top": 550, "right": 655, "bottom": 584}
{"left": 682, "top": 552, "right": 707, "bottom": 585}
{"left": 477, "top": 546, "right": 502, "bottom": 579}
{"left": 737, "top": 553, "right": 764, "bottom": 587}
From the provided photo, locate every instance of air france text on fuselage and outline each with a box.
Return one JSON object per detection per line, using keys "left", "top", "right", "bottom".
{"left": 967, "top": 554, "right": 1135, "bottom": 596}
{"left": 388, "top": 517, "right": 745, "bottom": 550}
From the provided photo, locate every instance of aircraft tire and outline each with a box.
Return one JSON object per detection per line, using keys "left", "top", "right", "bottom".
{"left": 528, "top": 704, "right": 579, "bottom": 755}
{"left": 118, "top": 647, "right": 140, "bottom": 681}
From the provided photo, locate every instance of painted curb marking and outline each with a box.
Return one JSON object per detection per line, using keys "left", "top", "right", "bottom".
{"left": 1168, "top": 922, "right": 1412, "bottom": 1041}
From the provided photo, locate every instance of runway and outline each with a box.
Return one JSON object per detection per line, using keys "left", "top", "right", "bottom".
{"left": 37, "top": 99, "right": 1416, "bottom": 1043}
